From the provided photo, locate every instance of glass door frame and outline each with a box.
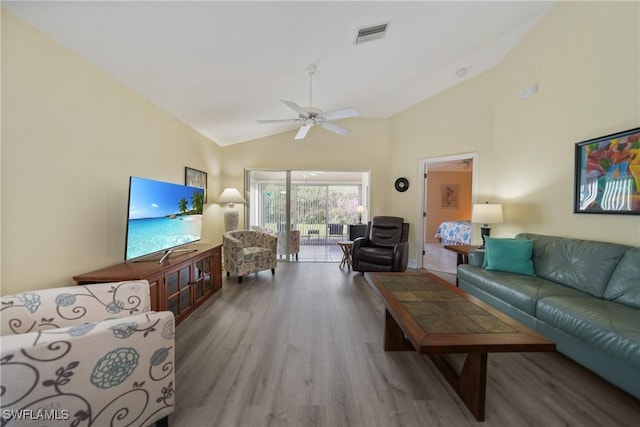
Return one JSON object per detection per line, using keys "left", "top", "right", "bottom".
{"left": 244, "top": 169, "right": 370, "bottom": 262}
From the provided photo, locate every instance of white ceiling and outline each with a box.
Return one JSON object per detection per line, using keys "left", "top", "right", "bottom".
{"left": 4, "top": 1, "right": 555, "bottom": 146}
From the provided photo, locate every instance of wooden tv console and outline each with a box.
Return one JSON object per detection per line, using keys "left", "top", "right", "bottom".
{"left": 73, "top": 243, "right": 222, "bottom": 325}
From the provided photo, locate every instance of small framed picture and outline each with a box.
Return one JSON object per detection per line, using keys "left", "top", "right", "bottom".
{"left": 574, "top": 127, "right": 640, "bottom": 214}
{"left": 441, "top": 184, "right": 459, "bottom": 208}
{"left": 185, "top": 167, "right": 208, "bottom": 203}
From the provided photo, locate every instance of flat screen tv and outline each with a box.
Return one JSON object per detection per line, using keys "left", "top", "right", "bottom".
{"left": 125, "top": 176, "right": 205, "bottom": 261}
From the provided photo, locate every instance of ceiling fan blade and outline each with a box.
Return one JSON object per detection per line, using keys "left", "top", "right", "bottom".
{"left": 295, "top": 124, "right": 312, "bottom": 140}
{"left": 257, "top": 118, "right": 300, "bottom": 124}
{"left": 321, "top": 107, "right": 360, "bottom": 121}
{"left": 281, "top": 100, "right": 309, "bottom": 117}
{"left": 318, "top": 121, "right": 350, "bottom": 136}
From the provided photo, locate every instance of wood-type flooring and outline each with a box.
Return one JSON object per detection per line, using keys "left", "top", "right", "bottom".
{"left": 171, "top": 262, "right": 640, "bottom": 426}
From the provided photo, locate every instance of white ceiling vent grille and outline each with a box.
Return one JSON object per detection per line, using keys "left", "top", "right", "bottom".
{"left": 355, "top": 23, "right": 389, "bottom": 44}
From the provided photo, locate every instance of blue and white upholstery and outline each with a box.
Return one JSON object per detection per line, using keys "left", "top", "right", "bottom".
{"left": 0, "top": 280, "right": 174, "bottom": 427}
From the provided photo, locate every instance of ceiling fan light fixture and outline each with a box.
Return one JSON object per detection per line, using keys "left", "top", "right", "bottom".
{"left": 355, "top": 22, "right": 390, "bottom": 44}
{"left": 257, "top": 65, "right": 360, "bottom": 140}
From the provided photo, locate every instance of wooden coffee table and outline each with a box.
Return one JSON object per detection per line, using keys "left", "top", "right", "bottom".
{"left": 365, "top": 271, "right": 555, "bottom": 421}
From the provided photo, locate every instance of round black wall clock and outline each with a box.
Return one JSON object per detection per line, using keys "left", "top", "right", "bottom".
{"left": 394, "top": 177, "right": 409, "bottom": 192}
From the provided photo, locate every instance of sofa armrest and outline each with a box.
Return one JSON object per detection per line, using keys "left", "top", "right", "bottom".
{"left": 223, "top": 235, "right": 245, "bottom": 266}
{"left": 1, "top": 280, "right": 151, "bottom": 335}
{"left": 392, "top": 241, "right": 410, "bottom": 271}
{"left": 1, "top": 311, "right": 175, "bottom": 426}
{"left": 352, "top": 236, "right": 370, "bottom": 251}
{"left": 266, "top": 233, "right": 278, "bottom": 252}
{"left": 468, "top": 249, "right": 485, "bottom": 267}
{"left": 223, "top": 235, "right": 243, "bottom": 249}
{"left": 351, "top": 237, "right": 371, "bottom": 270}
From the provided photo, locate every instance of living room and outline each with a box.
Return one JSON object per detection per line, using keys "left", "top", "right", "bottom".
{"left": 1, "top": 1, "right": 639, "bottom": 425}
{"left": 2, "top": 2, "right": 639, "bottom": 294}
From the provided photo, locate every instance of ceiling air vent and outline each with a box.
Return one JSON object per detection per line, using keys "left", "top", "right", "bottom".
{"left": 355, "top": 23, "right": 389, "bottom": 44}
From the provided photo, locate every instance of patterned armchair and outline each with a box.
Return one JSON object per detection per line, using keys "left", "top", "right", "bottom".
{"left": 277, "top": 230, "right": 301, "bottom": 261}
{"left": 0, "top": 280, "right": 174, "bottom": 427}
{"left": 223, "top": 230, "right": 277, "bottom": 283}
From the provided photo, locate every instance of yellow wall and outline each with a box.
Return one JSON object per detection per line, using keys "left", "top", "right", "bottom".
{"left": 492, "top": 1, "right": 640, "bottom": 242}
{"left": 221, "top": 2, "right": 639, "bottom": 265}
{"left": 220, "top": 118, "right": 391, "bottom": 227}
{"left": 1, "top": 11, "right": 223, "bottom": 294}
{"left": 388, "top": 70, "right": 496, "bottom": 263}
{"left": 384, "top": 1, "right": 639, "bottom": 265}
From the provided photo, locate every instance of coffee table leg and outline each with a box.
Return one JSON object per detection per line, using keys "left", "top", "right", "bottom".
{"left": 384, "top": 309, "right": 415, "bottom": 351}
{"left": 459, "top": 352, "right": 487, "bottom": 421}
{"left": 429, "top": 352, "right": 487, "bottom": 421}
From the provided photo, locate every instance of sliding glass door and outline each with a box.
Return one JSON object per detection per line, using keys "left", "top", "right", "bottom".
{"left": 245, "top": 170, "right": 369, "bottom": 262}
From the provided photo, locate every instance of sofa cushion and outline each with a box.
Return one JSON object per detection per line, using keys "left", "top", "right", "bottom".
{"left": 604, "top": 248, "right": 640, "bottom": 309}
{"left": 536, "top": 296, "right": 640, "bottom": 368}
{"left": 516, "top": 233, "right": 630, "bottom": 298}
{"left": 457, "top": 265, "right": 588, "bottom": 317}
{"left": 482, "top": 237, "right": 535, "bottom": 276}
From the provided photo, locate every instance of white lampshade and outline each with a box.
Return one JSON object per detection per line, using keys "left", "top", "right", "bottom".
{"left": 216, "top": 188, "right": 246, "bottom": 205}
{"left": 356, "top": 205, "right": 365, "bottom": 224}
{"left": 471, "top": 203, "right": 503, "bottom": 226}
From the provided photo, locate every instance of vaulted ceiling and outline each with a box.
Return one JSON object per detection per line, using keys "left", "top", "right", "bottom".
{"left": 4, "top": 1, "right": 555, "bottom": 146}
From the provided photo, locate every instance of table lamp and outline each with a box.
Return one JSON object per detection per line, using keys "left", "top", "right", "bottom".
{"left": 216, "top": 188, "right": 246, "bottom": 232}
{"left": 357, "top": 205, "right": 365, "bottom": 224}
{"left": 471, "top": 202, "right": 503, "bottom": 249}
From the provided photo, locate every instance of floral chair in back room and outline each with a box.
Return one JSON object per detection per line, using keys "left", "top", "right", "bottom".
{"left": 277, "top": 229, "right": 301, "bottom": 261}
{"left": 0, "top": 280, "right": 174, "bottom": 427}
{"left": 250, "top": 226, "right": 300, "bottom": 261}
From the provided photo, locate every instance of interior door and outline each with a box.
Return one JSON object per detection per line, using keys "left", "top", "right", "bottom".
{"left": 420, "top": 154, "right": 476, "bottom": 270}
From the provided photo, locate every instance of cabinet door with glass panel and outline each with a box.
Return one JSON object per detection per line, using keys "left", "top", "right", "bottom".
{"left": 165, "top": 263, "right": 193, "bottom": 323}
{"left": 192, "top": 247, "right": 221, "bottom": 306}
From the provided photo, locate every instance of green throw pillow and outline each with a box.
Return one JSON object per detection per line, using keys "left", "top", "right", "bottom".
{"left": 482, "top": 237, "right": 535, "bottom": 276}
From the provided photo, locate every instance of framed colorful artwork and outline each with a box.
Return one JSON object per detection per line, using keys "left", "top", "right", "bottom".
{"left": 574, "top": 127, "right": 640, "bottom": 214}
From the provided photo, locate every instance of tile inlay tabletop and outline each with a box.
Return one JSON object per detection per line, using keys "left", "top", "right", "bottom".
{"left": 365, "top": 271, "right": 556, "bottom": 421}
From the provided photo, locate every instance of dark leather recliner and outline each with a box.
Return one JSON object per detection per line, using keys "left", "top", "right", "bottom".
{"left": 352, "top": 216, "right": 409, "bottom": 272}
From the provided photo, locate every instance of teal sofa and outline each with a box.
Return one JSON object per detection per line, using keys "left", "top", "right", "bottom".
{"left": 457, "top": 233, "right": 640, "bottom": 399}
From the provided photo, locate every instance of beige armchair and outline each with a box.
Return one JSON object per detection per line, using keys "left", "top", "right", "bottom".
{"left": 223, "top": 230, "right": 277, "bottom": 283}
{"left": 0, "top": 280, "right": 174, "bottom": 427}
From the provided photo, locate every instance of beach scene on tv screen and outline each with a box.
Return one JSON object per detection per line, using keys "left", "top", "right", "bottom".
{"left": 126, "top": 177, "right": 204, "bottom": 260}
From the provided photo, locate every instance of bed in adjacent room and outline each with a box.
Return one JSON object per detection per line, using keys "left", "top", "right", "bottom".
{"left": 435, "top": 220, "right": 472, "bottom": 245}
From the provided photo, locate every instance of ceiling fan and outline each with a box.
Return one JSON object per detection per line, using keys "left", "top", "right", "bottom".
{"left": 258, "top": 64, "right": 360, "bottom": 140}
